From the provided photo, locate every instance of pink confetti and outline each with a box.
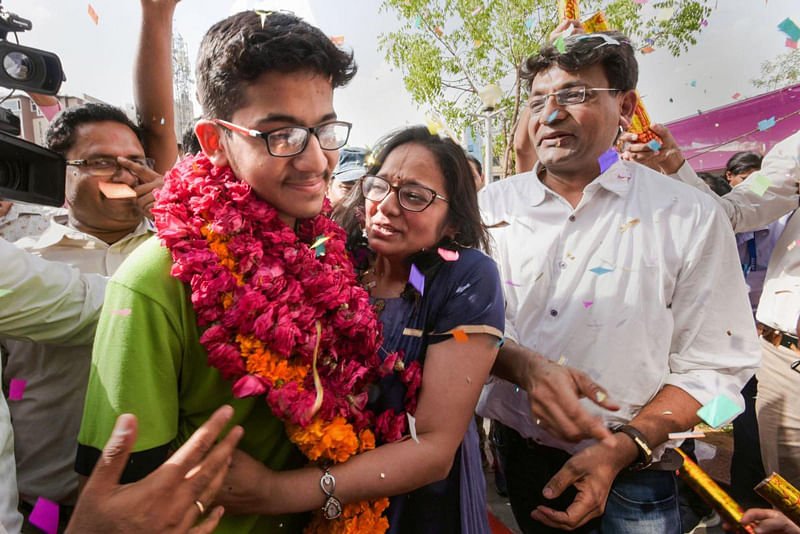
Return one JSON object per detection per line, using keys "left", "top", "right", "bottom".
{"left": 787, "top": 38, "right": 798, "bottom": 49}
{"left": 583, "top": 301, "right": 593, "bottom": 308}
{"left": 437, "top": 248, "right": 459, "bottom": 261}
{"left": 732, "top": 92, "right": 741, "bottom": 99}
{"left": 109, "top": 308, "right": 132, "bottom": 316}
{"left": 505, "top": 280, "right": 522, "bottom": 287}
{"left": 8, "top": 378, "right": 26, "bottom": 400}
{"left": 29, "top": 497, "right": 59, "bottom": 534}
{"left": 471, "top": 6, "right": 481, "bottom": 15}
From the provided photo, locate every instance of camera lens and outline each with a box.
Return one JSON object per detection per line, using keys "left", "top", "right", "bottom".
{"left": 3, "top": 51, "right": 34, "bottom": 81}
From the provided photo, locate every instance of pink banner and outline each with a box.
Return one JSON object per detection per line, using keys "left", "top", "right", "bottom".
{"left": 665, "top": 84, "right": 800, "bottom": 172}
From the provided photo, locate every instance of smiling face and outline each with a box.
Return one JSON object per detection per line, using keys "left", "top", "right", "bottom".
{"left": 203, "top": 70, "right": 339, "bottom": 227}
{"left": 528, "top": 64, "right": 634, "bottom": 178}
{"left": 365, "top": 143, "right": 452, "bottom": 263}
{"left": 64, "top": 121, "right": 145, "bottom": 237}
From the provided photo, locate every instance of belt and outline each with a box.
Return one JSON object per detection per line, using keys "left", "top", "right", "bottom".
{"left": 761, "top": 325, "right": 800, "bottom": 354}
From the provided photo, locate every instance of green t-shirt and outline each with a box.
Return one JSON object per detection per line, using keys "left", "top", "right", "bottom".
{"left": 77, "top": 236, "right": 308, "bottom": 533}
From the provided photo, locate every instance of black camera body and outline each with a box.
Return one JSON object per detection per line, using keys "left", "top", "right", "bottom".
{"left": 0, "top": 1, "right": 66, "bottom": 207}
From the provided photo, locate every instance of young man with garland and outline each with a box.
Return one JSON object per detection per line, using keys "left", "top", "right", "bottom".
{"left": 76, "top": 11, "right": 373, "bottom": 533}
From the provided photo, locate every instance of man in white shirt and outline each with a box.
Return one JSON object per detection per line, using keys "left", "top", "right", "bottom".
{"left": 624, "top": 124, "right": 800, "bottom": 490}
{"left": 478, "top": 32, "right": 760, "bottom": 533}
{"left": 1, "top": 103, "right": 160, "bottom": 532}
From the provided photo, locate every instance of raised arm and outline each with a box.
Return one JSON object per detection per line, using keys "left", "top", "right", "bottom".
{"left": 134, "top": 0, "right": 181, "bottom": 173}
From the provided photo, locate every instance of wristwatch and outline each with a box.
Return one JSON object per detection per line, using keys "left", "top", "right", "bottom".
{"left": 614, "top": 424, "right": 653, "bottom": 471}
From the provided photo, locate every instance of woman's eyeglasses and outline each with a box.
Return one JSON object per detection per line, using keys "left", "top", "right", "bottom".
{"left": 361, "top": 174, "right": 448, "bottom": 212}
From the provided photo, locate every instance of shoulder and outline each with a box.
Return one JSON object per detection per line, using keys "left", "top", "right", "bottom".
{"left": 110, "top": 236, "right": 184, "bottom": 303}
{"left": 629, "top": 161, "right": 721, "bottom": 214}
{"left": 479, "top": 171, "right": 540, "bottom": 221}
{"left": 432, "top": 248, "right": 501, "bottom": 297}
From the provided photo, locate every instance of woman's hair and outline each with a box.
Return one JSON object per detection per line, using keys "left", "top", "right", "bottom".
{"left": 332, "top": 126, "right": 490, "bottom": 253}
{"left": 725, "top": 152, "right": 763, "bottom": 176}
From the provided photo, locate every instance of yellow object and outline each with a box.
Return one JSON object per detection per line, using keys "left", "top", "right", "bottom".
{"left": 754, "top": 472, "right": 800, "bottom": 525}
{"left": 558, "top": 0, "right": 580, "bottom": 21}
{"left": 676, "top": 448, "right": 755, "bottom": 534}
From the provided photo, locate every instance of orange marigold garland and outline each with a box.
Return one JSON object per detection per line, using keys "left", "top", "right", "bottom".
{"left": 153, "top": 153, "right": 416, "bottom": 532}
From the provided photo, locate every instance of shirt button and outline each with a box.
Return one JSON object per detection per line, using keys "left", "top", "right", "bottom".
{"left": 558, "top": 261, "right": 567, "bottom": 269}
{"left": 550, "top": 309, "right": 558, "bottom": 317}
{"left": 568, "top": 215, "right": 576, "bottom": 222}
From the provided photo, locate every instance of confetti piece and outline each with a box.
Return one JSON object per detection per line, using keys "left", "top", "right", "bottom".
{"left": 545, "top": 110, "right": 559, "bottom": 124}
{"left": 554, "top": 35, "right": 566, "bottom": 53}
{"left": 633, "top": 0, "right": 648, "bottom": 3}
{"left": 583, "top": 301, "right": 593, "bottom": 308}
{"left": 647, "top": 139, "right": 661, "bottom": 151}
{"left": 640, "top": 46, "right": 655, "bottom": 54}
{"left": 787, "top": 38, "right": 798, "bottom": 50}
{"left": 437, "top": 248, "right": 459, "bottom": 261}
{"left": 505, "top": 280, "right": 522, "bottom": 287}
{"left": 662, "top": 410, "right": 673, "bottom": 415}
{"left": 496, "top": 337, "right": 506, "bottom": 348}
{"left": 778, "top": 18, "right": 800, "bottom": 42}
{"left": 596, "top": 391, "right": 607, "bottom": 403}
{"left": 87, "top": 3, "right": 99, "bottom": 25}
{"left": 486, "top": 220, "right": 509, "bottom": 228}
{"left": 697, "top": 394, "right": 743, "bottom": 428}
{"left": 589, "top": 266, "right": 613, "bottom": 275}
{"left": 425, "top": 118, "right": 442, "bottom": 135}
{"left": 525, "top": 15, "right": 535, "bottom": 30}
{"left": 452, "top": 329, "right": 469, "bottom": 343}
{"left": 758, "top": 116, "right": 776, "bottom": 131}
{"left": 407, "top": 412, "right": 419, "bottom": 443}
{"left": 748, "top": 173, "right": 771, "bottom": 197}
{"left": 644, "top": 37, "right": 655, "bottom": 45}
{"left": 315, "top": 244, "right": 326, "bottom": 258}
{"left": 310, "top": 235, "right": 331, "bottom": 250}
{"left": 255, "top": 10, "right": 271, "bottom": 29}
{"left": 466, "top": 376, "right": 472, "bottom": 384}
{"left": 8, "top": 378, "right": 26, "bottom": 400}
{"left": 598, "top": 148, "right": 619, "bottom": 173}
{"left": 402, "top": 328, "right": 423, "bottom": 337}
{"left": 655, "top": 7, "right": 674, "bottom": 21}
{"left": 534, "top": 272, "right": 544, "bottom": 282}
{"left": 556, "top": 355, "right": 568, "bottom": 366}
{"left": 619, "top": 218, "right": 641, "bottom": 232}
{"left": 788, "top": 241, "right": 800, "bottom": 251}
{"left": 689, "top": 80, "right": 697, "bottom": 87}
{"left": 98, "top": 182, "right": 137, "bottom": 199}
{"left": 109, "top": 308, "right": 132, "bottom": 316}
{"left": 700, "top": 19, "right": 708, "bottom": 26}
{"left": 434, "top": 26, "right": 443, "bottom": 36}
{"left": 471, "top": 6, "right": 482, "bottom": 15}
{"left": 159, "top": 117, "right": 165, "bottom": 125}
{"left": 380, "top": 472, "right": 386, "bottom": 479}
{"left": 0, "top": 288, "right": 11, "bottom": 297}
{"left": 414, "top": 16, "right": 422, "bottom": 28}
{"left": 409, "top": 264, "right": 425, "bottom": 295}
{"left": 29, "top": 497, "right": 59, "bottom": 534}
{"left": 732, "top": 92, "right": 741, "bottom": 99}
{"left": 668, "top": 430, "right": 706, "bottom": 439}
{"left": 473, "top": 39, "right": 483, "bottom": 48}
{"left": 330, "top": 35, "right": 345, "bottom": 46}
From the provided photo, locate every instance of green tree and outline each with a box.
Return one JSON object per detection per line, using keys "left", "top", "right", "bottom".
{"left": 752, "top": 49, "right": 800, "bottom": 92}
{"left": 379, "top": 0, "right": 712, "bottom": 177}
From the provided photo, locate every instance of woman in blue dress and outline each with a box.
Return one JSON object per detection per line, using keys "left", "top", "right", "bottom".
{"left": 222, "top": 126, "right": 504, "bottom": 533}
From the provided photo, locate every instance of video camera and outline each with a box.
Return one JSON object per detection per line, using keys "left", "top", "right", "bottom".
{"left": 0, "top": 0, "right": 66, "bottom": 207}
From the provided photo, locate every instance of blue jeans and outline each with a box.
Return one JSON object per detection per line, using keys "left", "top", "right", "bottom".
{"left": 494, "top": 422, "right": 681, "bottom": 534}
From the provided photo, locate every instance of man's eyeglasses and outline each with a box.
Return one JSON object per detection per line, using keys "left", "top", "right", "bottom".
{"left": 65, "top": 157, "right": 155, "bottom": 176}
{"left": 528, "top": 86, "right": 621, "bottom": 114}
{"left": 213, "top": 119, "right": 352, "bottom": 158}
{"left": 361, "top": 174, "right": 448, "bottom": 212}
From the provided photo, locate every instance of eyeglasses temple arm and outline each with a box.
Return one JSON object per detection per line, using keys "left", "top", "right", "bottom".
{"left": 212, "top": 119, "right": 260, "bottom": 138}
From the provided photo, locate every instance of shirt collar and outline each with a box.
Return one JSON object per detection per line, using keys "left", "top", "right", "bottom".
{"left": 531, "top": 157, "right": 633, "bottom": 203}
{"left": 26, "top": 215, "right": 154, "bottom": 250}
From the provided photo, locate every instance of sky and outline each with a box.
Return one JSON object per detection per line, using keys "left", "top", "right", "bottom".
{"left": 6, "top": 0, "right": 799, "bottom": 147}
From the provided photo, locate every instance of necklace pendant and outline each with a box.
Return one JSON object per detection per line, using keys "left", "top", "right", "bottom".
{"left": 322, "top": 496, "right": 342, "bottom": 519}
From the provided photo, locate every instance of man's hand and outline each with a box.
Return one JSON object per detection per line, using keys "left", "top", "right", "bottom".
{"left": 214, "top": 448, "right": 274, "bottom": 515}
{"left": 118, "top": 156, "right": 164, "bottom": 218}
{"left": 549, "top": 19, "right": 584, "bottom": 42}
{"left": 530, "top": 433, "right": 637, "bottom": 530}
{"left": 66, "top": 405, "right": 243, "bottom": 534}
{"left": 525, "top": 355, "right": 620, "bottom": 443}
{"left": 619, "top": 123, "right": 685, "bottom": 175}
{"left": 727, "top": 509, "right": 800, "bottom": 534}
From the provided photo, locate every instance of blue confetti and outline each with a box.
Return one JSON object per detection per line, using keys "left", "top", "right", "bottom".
{"left": 598, "top": 148, "right": 619, "bottom": 173}
{"left": 525, "top": 15, "right": 535, "bottom": 29}
{"left": 696, "top": 394, "right": 743, "bottom": 428}
{"left": 496, "top": 337, "right": 506, "bottom": 348}
{"left": 409, "top": 264, "right": 425, "bottom": 295}
{"left": 757, "top": 116, "right": 776, "bottom": 131}
{"left": 545, "top": 109, "right": 558, "bottom": 124}
{"left": 589, "top": 266, "right": 614, "bottom": 275}
{"left": 647, "top": 139, "right": 662, "bottom": 151}
{"left": 778, "top": 17, "right": 800, "bottom": 42}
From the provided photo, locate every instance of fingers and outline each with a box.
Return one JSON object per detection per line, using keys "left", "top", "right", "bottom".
{"left": 83, "top": 413, "right": 138, "bottom": 491}
{"left": 572, "top": 371, "right": 619, "bottom": 412}
{"left": 166, "top": 405, "right": 235, "bottom": 471}
{"left": 187, "top": 425, "right": 243, "bottom": 506}
{"left": 549, "top": 19, "right": 583, "bottom": 41}
{"left": 117, "top": 156, "right": 163, "bottom": 184}
{"left": 188, "top": 507, "right": 225, "bottom": 534}
{"left": 531, "top": 493, "right": 600, "bottom": 530}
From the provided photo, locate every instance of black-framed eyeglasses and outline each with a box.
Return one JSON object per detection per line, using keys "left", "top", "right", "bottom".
{"left": 529, "top": 86, "right": 621, "bottom": 114}
{"left": 213, "top": 119, "right": 352, "bottom": 158}
{"left": 65, "top": 157, "right": 155, "bottom": 176}
{"left": 361, "top": 174, "right": 448, "bottom": 212}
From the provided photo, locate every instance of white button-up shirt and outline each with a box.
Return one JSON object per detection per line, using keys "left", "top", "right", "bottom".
{"left": 2, "top": 216, "right": 153, "bottom": 510}
{"left": 477, "top": 159, "right": 761, "bottom": 455}
{"left": 0, "top": 238, "right": 107, "bottom": 534}
{"left": 672, "top": 131, "right": 800, "bottom": 333}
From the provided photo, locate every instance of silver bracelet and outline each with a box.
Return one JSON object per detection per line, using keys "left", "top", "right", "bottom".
{"left": 320, "top": 467, "right": 342, "bottom": 519}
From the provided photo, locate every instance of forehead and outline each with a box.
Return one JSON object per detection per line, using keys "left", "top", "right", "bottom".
{"left": 378, "top": 143, "right": 445, "bottom": 189}
{"left": 530, "top": 64, "right": 610, "bottom": 94}
{"left": 67, "top": 121, "right": 144, "bottom": 158}
{"left": 233, "top": 69, "right": 335, "bottom": 126}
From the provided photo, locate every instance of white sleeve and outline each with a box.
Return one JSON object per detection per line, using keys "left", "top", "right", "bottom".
{"left": 665, "top": 203, "right": 761, "bottom": 411}
{"left": 669, "top": 132, "right": 800, "bottom": 233}
{"left": 0, "top": 238, "right": 106, "bottom": 345}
